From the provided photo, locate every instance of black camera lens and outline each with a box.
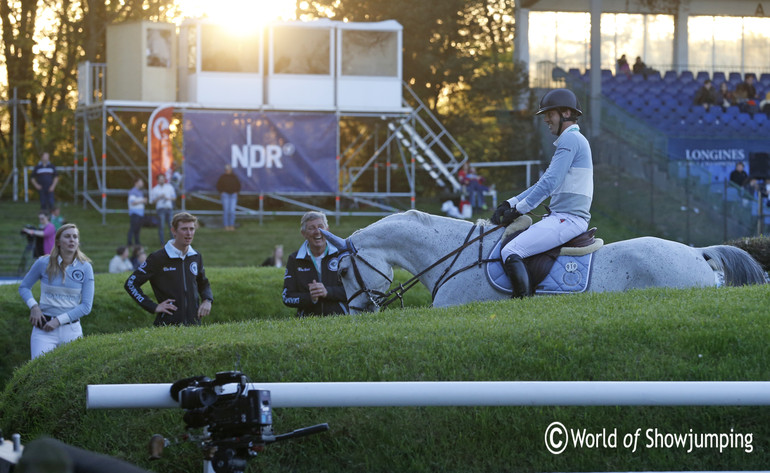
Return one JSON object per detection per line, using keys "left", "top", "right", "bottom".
{"left": 179, "top": 387, "right": 217, "bottom": 409}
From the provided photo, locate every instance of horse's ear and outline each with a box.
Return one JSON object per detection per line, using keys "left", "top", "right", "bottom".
{"left": 321, "top": 229, "right": 349, "bottom": 251}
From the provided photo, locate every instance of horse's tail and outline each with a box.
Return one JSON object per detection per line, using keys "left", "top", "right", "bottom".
{"left": 701, "top": 245, "right": 768, "bottom": 286}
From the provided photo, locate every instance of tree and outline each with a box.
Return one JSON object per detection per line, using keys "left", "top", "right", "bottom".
{"left": 0, "top": 0, "right": 179, "bottom": 195}
{"left": 298, "top": 0, "right": 534, "bottom": 172}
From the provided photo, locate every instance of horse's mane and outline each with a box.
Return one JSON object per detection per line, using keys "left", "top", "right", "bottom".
{"left": 350, "top": 210, "right": 484, "bottom": 241}
{"left": 354, "top": 210, "right": 434, "bottom": 234}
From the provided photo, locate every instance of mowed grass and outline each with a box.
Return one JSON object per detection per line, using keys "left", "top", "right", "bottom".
{"left": 3, "top": 200, "right": 769, "bottom": 471}
{"left": 1, "top": 285, "right": 769, "bottom": 472}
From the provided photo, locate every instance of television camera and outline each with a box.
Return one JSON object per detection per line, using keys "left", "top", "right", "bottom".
{"left": 160, "top": 371, "right": 328, "bottom": 473}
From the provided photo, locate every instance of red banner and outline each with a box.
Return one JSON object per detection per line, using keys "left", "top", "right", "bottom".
{"left": 148, "top": 105, "right": 174, "bottom": 186}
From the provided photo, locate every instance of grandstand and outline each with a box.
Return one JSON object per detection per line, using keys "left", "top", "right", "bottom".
{"left": 559, "top": 67, "right": 770, "bottom": 242}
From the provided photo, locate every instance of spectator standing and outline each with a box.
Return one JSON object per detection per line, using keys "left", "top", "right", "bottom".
{"left": 729, "top": 162, "right": 749, "bottom": 188}
{"left": 215, "top": 164, "right": 241, "bottom": 231}
{"left": 18, "top": 223, "right": 94, "bottom": 359}
{"left": 694, "top": 79, "right": 718, "bottom": 109}
{"left": 50, "top": 206, "right": 64, "bottom": 230}
{"left": 149, "top": 174, "right": 176, "bottom": 245}
{"left": 109, "top": 246, "right": 135, "bottom": 273}
{"left": 124, "top": 212, "right": 213, "bottom": 326}
{"left": 458, "top": 163, "right": 489, "bottom": 211}
{"left": 282, "top": 211, "right": 348, "bottom": 317}
{"left": 127, "top": 178, "right": 147, "bottom": 246}
{"left": 31, "top": 152, "right": 59, "bottom": 212}
{"left": 22, "top": 211, "right": 56, "bottom": 255}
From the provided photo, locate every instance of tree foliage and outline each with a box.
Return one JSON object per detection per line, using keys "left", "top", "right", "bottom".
{"left": 298, "top": 0, "right": 535, "bottom": 171}
{"left": 0, "top": 0, "right": 535, "bottom": 197}
{"left": 0, "top": 0, "right": 179, "bottom": 190}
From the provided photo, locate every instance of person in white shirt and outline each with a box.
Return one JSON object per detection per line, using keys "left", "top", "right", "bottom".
{"left": 150, "top": 174, "right": 176, "bottom": 245}
{"left": 109, "top": 246, "right": 134, "bottom": 273}
{"left": 127, "top": 178, "right": 147, "bottom": 246}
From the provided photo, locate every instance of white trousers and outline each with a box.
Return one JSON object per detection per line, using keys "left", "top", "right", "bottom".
{"left": 30, "top": 322, "right": 83, "bottom": 360}
{"left": 501, "top": 212, "right": 589, "bottom": 260}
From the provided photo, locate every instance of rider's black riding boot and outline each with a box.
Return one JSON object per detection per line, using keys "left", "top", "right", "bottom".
{"left": 503, "top": 254, "right": 531, "bottom": 298}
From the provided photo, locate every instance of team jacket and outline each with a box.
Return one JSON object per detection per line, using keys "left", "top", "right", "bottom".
{"left": 282, "top": 242, "right": 348, "bottom": 317}
{"left": 124, "top": 241, "right": 213, "bottom": 326}
{"left": 507, "top": 124, "right": 593, "bottom": 222}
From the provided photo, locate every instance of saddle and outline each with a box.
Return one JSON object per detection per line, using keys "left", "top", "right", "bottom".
{"left": 499, "top": 216, "right": 603, "bottom": 289}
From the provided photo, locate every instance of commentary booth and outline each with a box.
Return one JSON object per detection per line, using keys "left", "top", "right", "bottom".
{"left": 74, "top": 18, "right": 465, "bottom": 222}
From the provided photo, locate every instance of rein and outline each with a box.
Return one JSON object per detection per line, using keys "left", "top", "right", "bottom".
{"left": 345, "top": 223, "right": 503, "bottom": 311}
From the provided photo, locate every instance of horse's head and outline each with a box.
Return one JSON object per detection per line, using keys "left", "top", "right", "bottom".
{"left": 322, "top": 229, "right": 394, "bottom": 314}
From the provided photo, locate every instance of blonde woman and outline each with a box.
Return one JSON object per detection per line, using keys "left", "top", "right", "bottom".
{"left": 18, "top": 223, "right": 94, "bottom": 359}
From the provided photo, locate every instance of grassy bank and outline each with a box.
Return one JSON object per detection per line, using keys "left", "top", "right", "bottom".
{"left": 0, "top": 267, "right": 431, "bottom": 388}
{"left": 1, "top": 285, "right": 770, "bottom": 472}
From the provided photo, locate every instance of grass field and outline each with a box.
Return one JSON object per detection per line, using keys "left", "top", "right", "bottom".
{"left": 1, "top": 285, "right": 769, "bottom": 472}
{"left": 2, "top": 199, "right": 769, "bottom": 472}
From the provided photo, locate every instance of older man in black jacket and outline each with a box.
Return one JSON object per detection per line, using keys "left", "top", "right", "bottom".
{"left": 282, "top": 211, "right": 348, "bottom": 317}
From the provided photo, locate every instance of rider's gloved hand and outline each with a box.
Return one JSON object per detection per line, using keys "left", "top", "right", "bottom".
{"left": 490, "top": 201, "right": 510, "bottom": 225}
{"left": 500, "top": 207, "right": 523, "bottom": 226}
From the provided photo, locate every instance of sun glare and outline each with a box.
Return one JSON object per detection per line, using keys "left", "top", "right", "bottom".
{"left": 176, "top": 0, "right": 297, "bottom": 31}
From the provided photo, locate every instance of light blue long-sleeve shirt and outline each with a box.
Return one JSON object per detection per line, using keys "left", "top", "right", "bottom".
{"left": 507, "top": 124, "right": 593, "bottom": 221}
{"left": 19, "top": 256, "right": 95, "bottom": 325}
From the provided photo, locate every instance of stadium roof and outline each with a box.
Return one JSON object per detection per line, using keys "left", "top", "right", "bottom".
{"left": 519, "top": 0, "right": 767, "bottom": 17}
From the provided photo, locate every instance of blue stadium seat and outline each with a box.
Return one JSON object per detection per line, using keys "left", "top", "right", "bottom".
{"left": 713, "top": 72, "right": 726, "bottom": 83}
{"left": 601, "top": 69, "right": 613, "bottom": 78}
{"left": 760, "top": 73, "right": 770, "bottom": 87}
{"left": 754, "top": 114, "right": 767, "bottom": 125}
{"left": 728, "top": 72, "right": 742, "bottom": 85}
{"left": 679, "top": 70, "right": 694, "bottom": 83}
{"left": 726, "top": 119, "right": 744, "bottom": 131}
{"left": 701, "top": 113, "right": 720, "bottom": 125}
{"left": 724, "top": 105, "right": 740, "bottom": 117}
{"left": 682, "top": 83, "right": 699, "bottom": 96}
{"left": 696, "top": 71, "right": 710, "bottom": 82}
{"left": 736, "top": 113, "right": 751, "bottom": 124}
{"left": 663, "top": 70, "right": 678, "bottom": 83}
{"left": 614, "top": 81, "right": 631, "bottom": 92}
{"left": 647, "top": 70, "right": 661, "bottom": 81}
{"left": 646, "top": 96, "right": 663, "bottom": 109}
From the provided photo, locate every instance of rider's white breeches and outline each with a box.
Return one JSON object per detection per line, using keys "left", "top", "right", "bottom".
{"left": 501, "top": 212, "right": 588, "bottom": 260}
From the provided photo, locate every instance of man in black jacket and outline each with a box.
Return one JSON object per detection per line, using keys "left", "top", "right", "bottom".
{"left": 125, "top": 212, "right": 213, "bottom": 326}
{"left": 282, "top": 211, "right": 348, "bottom": 317}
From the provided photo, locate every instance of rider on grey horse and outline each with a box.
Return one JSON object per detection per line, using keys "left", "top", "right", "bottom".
{"left": 490, "top": 88, "right": 594, "bottom": 298}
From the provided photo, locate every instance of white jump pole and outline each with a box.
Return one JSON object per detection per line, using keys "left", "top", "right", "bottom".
{"left": 86, "top": 381, "right": 770, "bottom": 410}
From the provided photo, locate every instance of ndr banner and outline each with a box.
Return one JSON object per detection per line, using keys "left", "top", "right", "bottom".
{"left": 667, "top": 137, "right": 770, "bottom": 162}
{"left": 183, "top": 112, "right": 338, "bottom": 193}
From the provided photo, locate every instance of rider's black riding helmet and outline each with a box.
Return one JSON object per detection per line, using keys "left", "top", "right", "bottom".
{"left": 535, "top": 88, "right": 583, "bottom": 117}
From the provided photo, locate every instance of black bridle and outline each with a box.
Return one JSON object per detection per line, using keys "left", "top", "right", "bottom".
{"left": 341, "top": 223, "right": 503, "bottom": 312}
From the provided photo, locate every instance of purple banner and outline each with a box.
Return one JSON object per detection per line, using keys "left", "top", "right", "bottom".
{"left": 183, "top": 112, "right": 338, "bottom": 193}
